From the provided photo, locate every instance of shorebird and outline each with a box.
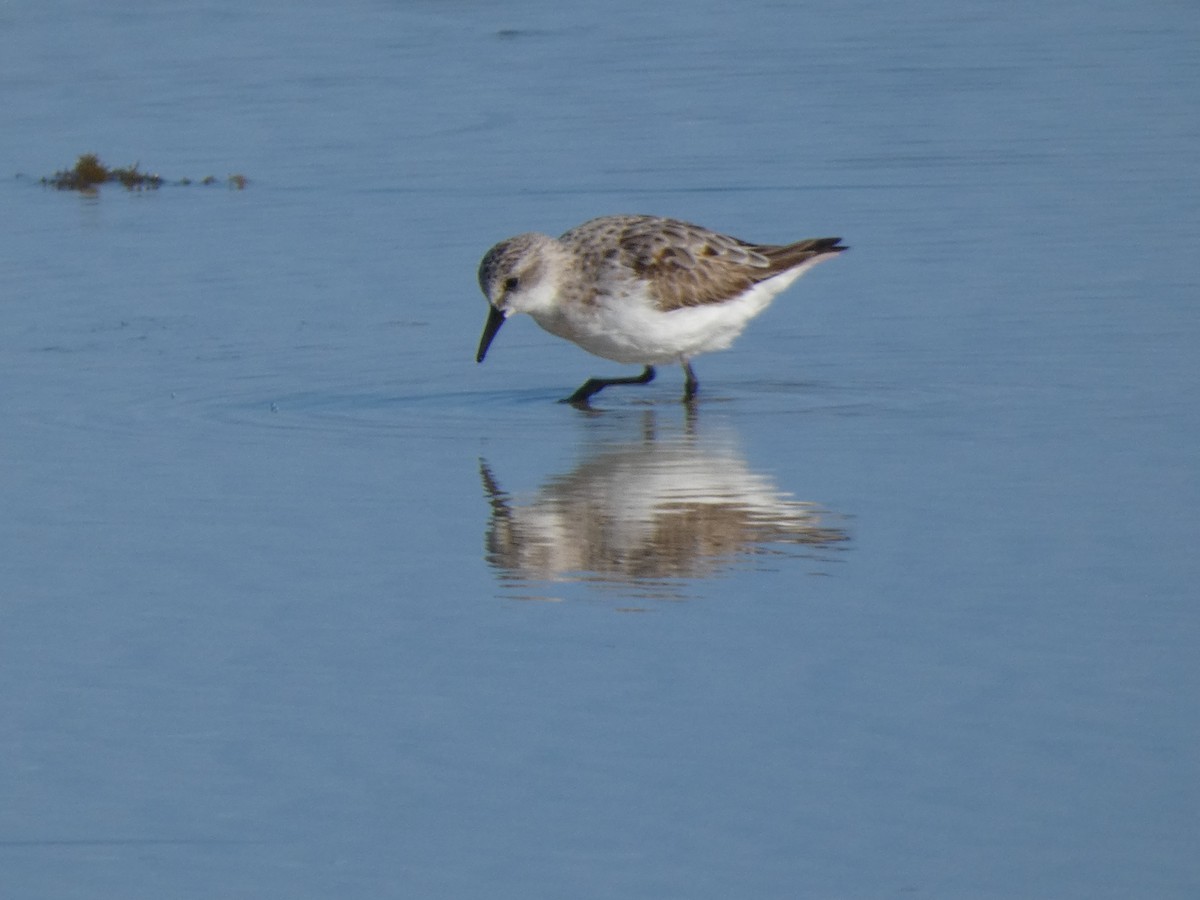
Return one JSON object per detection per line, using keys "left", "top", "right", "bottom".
{"left": 476, "top": 214, "right": 846, "bottom": 405}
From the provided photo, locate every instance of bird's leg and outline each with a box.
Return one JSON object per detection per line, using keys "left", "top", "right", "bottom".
{"left": 681, "top": 360, "right": 699, "bottom": 402}
{"left": 561, "top": 365, "right": 656, "bottom": 406}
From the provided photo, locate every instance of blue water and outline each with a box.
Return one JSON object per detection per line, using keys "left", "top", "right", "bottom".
{"left": 2, "top": 1, "right": 1198, "bottom": 897}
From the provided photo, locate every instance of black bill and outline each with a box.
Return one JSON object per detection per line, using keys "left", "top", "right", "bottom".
{"left": 475, "top": 305, "right": 506, "bottom": 363}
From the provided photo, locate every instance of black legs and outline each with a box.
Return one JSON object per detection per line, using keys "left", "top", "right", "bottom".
{"left": 561, "top": 360, "right": 700, "bottom": 406}
{"left": 562, "top": 365, "right": 656, "bottom": 406}
{"left": 682, "top": 361, "right": 699, "bottom": 402}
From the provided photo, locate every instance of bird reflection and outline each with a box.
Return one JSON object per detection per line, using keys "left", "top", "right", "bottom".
{"left": 479, "top": 412, "right": 849, "bottom": 598}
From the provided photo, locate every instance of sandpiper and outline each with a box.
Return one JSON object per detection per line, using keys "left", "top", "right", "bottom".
{"left": 476, "top": 215, "right": 846, "bottom": 405}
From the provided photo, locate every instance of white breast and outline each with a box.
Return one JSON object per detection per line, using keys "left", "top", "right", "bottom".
{"left": 533, "top": 266, "right": 812, "bottom": 365}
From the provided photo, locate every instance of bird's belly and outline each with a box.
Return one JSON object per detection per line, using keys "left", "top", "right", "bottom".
{"left": 531, "top": 283, "right": 785, "bottom": 364}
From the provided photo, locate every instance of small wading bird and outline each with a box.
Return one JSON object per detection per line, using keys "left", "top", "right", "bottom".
{"left": 475, "top": 214, "right": 846, "bottom": 405}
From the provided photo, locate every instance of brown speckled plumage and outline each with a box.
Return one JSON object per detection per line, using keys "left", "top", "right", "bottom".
{"left": 559, "top": 215, "right": 844, "bottom": 311}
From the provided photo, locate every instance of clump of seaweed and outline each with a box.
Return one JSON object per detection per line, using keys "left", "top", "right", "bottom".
{"left": 43, "top": 154, "right": 162, "bottom": 191}
{"left": 111, "top": 162, "right": 164, "bottom": 190}
{"left": 42, "top": 154, "right": 247, "bottom": 192}
{"left": 69, "top": 153, "right": 109, "bottom": 189}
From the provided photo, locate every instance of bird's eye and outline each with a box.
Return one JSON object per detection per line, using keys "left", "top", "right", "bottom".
{"left": 504, "top": 276, "right": 519, "bottom": 292}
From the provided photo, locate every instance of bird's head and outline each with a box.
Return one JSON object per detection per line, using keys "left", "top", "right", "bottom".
{"left": 475, "top": 233, "right": 563, "bottom": 363}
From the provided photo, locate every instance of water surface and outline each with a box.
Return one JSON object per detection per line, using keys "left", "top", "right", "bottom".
{"left": 1, "top": 1, "right": 1197, "bottom": 897}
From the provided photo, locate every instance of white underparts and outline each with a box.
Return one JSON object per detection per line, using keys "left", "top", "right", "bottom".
{"left": 530, "top": 260, "right": 825, "bottom": 365}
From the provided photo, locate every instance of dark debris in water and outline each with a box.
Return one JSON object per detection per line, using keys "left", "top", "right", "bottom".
{"left": 42, "top": 154, "right": 248, "bottom": 192}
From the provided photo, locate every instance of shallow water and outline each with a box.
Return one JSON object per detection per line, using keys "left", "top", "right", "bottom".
{"left": 2, "top": 1, "right": 1198, "bottom": 897}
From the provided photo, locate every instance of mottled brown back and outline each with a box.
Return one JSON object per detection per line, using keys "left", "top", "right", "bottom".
{"left": 559, "top": 215, "right": 845, "bottom": 312}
